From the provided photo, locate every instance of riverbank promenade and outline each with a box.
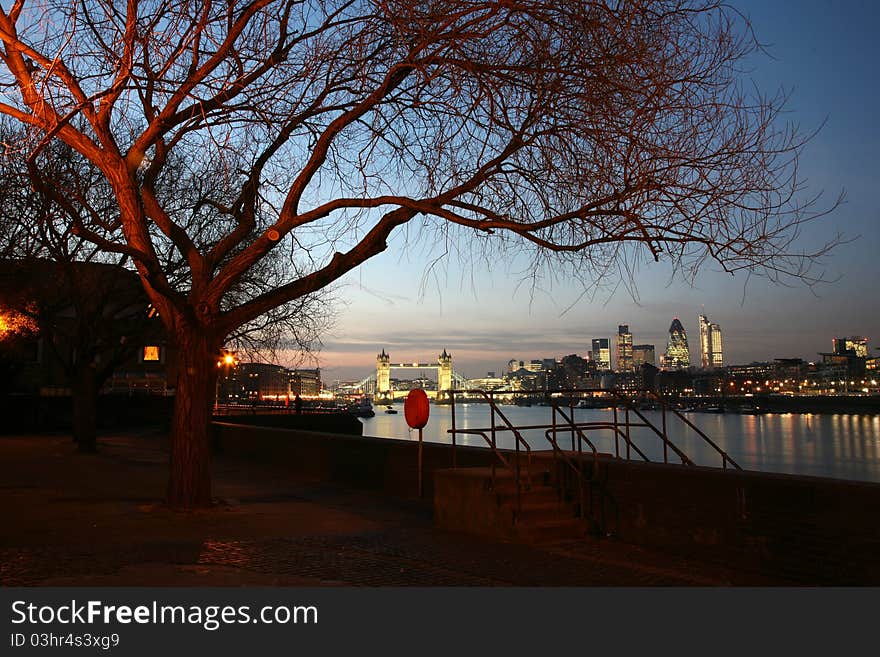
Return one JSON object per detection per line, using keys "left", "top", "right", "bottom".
{"left": 0, "top": 430, "right": 808, "bottom": 586}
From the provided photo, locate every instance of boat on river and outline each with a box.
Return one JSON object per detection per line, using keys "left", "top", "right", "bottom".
{"left": 348, "top": 397, "right": 375, "bottom": 418}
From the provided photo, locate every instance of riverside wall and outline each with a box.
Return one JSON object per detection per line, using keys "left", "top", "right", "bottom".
{"left": 211, "top": 422, "right": 880, "bottom": 584}
{"left": 212, "top": 421, "right": 497, "bottom": 499}
{"left": 579, "top": 457, "right": 880, "bottom": 584}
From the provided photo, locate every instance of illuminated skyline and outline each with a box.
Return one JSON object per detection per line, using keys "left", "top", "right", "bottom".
{"left": 305, "top": 1, "right": 880, "bottom": 380}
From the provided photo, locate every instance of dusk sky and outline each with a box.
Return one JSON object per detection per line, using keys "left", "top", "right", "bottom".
{"left": 313, "top": 1, "right": 880, "bottom": 382}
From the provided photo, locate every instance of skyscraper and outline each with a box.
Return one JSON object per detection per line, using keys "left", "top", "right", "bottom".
{"left": 699, "top": 314, "right": 711, "bottom": 368}
{"left": 633, "top": 344, "right": 656, "bottom": 368}
{"left": 710, "top": 323, "right": 723, "bottom": 367}
{"left": 699, "top": 313, "right": 723, "bottom": 368}
{"left": 616, "top": 324, "right": 634, "bottom": 372}
{"left": 591, "top": 338, "right": 611, "bottom": 371}
{"left": 663, "top": 318, "right": 690, "bottom": 370}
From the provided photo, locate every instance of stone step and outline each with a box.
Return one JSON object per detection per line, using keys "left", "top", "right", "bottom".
{"left": 493, "top": 483, "right": 562, "bottom": 505}
{"left": 512, "top": 498, "right": 579, "bottom": 524}
{"left": 514, "top": 516, "right": 589, "bottom": 542}
{"left": 486, "top": 469, "right": 552, "bottom": 492}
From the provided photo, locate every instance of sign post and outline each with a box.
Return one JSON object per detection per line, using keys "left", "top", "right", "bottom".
{"left": 404, "top": 389, "right": 430, "bottom": 497}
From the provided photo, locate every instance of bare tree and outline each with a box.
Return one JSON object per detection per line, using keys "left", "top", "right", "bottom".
{"left": 0, "top": 121, "right": 329, "bottom": 451}
{"left": 0, "top": 0, "right": 838, "bottom": 507}
{"left": 0, "top": 125, "right": 158, "bottom": 452}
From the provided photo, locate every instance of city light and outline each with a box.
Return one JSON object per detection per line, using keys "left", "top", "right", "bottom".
{"left": 0, "top": 306, "right": 37, "bottom": 340}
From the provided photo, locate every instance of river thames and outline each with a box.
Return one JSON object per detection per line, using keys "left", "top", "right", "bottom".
{"left": 360, "top": 404, "right": 880, "bottom": 484}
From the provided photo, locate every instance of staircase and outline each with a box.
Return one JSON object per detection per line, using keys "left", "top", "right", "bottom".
{"left": 438, "top": 387, "right": 740, "bottom": 544}
{"left": 434, "top": 454, "right": 609, "bottom": 543}
{"left": 497, "top": 465, "right": 588, "bottom": 541}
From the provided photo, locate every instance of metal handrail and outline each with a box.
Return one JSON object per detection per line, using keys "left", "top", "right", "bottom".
{"left": 613, "top": 396, "right": 695, "bottom": 466}
{"left": 665, "top": 405, "right": 743, "bottom": 470}
{"left": 451, "top": 429, "right": 510, "bottom": 469}
{"left": 551, "top": 418, "right": 652, "bottom": 463}
{"left": 547, "top": 405, "right": 635, "bottom": 534}
{"left": 550, "top": 405, "right": 599, "bottom": 471}
{"left": 450, "top": 428, "right": 509, "bottom": 493}
{"left": 634, "top": 389, "right": 742, "bottom": 470}
{"left": 542, "top": 426, "right": 592, "bottom": 526}
{"left": 444, "top": 386, "right": 742, "bottom": 538}
{"left": 586, "top": 388, "right": 738, "bottom": 469}
{"left": 447, "top": 387, "right": 742, "bottom": 471}
{"left": 454, "top": 389, "right": 532, "bottom": 454}
{"left": 448, "top": 389, "right": 533, "bottom": 512}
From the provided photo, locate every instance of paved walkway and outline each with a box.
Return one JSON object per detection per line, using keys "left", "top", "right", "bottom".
{"left": 0, "top": 431, "right": 782, "bottom": 586}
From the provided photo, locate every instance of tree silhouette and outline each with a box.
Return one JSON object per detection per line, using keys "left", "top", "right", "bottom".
{"left": 0, "top": 0, "right": 837, "bottom": 507}
{"left": 0, "top": 123, "right": 330, "bottom": 452}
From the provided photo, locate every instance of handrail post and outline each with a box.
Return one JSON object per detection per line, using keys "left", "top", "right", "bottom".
{"left": 490, "top": 399, "right": 496, "bottom": 458}
{"left": 552, "top": 405, "right": 559, "bottom": 496}
{"left": 613, "top": 400, "right": 620, "bottom": 458}
{"left": 661, "top": 398, "right": 668, "bottom": 464}
{"left": 490, "top": 396, "right": 499, "bottom": 499}
{"left": 450, "top": 390, "right": 457, "bottom": 469}
{"left": 552, "top": 404, "right": 558, "bottom": 454}
{"left": 625, "top": 402, "right": 631, "bottom": 460}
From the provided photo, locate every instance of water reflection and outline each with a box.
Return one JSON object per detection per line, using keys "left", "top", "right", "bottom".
{"left": 360, "top": 405, "right": 880, "bottom": 484}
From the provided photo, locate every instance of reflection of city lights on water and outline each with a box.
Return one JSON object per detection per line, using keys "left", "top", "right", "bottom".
{"left": 363, "top": 405, "right": 880, "bottom": 482}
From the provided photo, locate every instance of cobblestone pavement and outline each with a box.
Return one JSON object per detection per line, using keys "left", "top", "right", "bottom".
{"left": 0, "top": 432, "right": 782, "bottom": 586}
{"left": 1, "top": 530, "right": 739, "bottom": 587}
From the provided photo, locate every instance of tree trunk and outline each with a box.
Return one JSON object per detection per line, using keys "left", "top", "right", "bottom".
{"left": 72, "top": 366, "right": 98, "bottom": 453}
{"left": 167, "top": 330, "right": 218, "bottom": 509}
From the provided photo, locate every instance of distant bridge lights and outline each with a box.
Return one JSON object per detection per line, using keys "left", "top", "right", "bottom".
{"left": 376, "top": 349, "right": 455, "bottom": 401}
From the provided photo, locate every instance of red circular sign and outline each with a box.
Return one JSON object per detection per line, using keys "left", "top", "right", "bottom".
{"left": 404, "top": 389, "right": 430, "bottom": 429}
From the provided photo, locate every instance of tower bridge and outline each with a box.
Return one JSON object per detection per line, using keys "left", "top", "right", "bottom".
{"left": 371, "top": 349, "right": 466, "bottom": 401}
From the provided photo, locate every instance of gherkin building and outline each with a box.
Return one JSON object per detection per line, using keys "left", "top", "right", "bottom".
{"left": 664, "top": 318, "right": 691, "bottom": 369}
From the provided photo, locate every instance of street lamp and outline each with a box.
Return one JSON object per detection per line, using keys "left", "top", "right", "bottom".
{"left": 215, "top": 349, "right": 238, "bottom": 412}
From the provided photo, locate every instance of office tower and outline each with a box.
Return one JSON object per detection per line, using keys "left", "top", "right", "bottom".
{"left": 664, "top": 317, "right": 690, "bottom": 369}
{"left": 699, "top": 313, "right": 723, "bottom": 368}
{"left": 699, "top": 314, "right": 712, "bottom": 368}
{"left": 524, "top": 359, "right": 544, "bottom": 372}
{"left": 616, "top": 324, "right": 634, "bottom": 372}
{"left": 833, "top": 336, "right": 868, "bottom": 358}
{"left": 591, "top": 338, "right": 611, "bottom": 371}
{"left": 710, "top": 323, "right": 723, "bottom": 367}
{"left": 632, "top": 344, "right": 656, "bottom": 368}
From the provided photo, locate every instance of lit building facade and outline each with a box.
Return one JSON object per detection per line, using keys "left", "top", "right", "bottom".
{"left": 663, "top": 318, "right": 691, "bottom": 370}
{"left": 290, "top": 368, "right": 321, "bottom": 396}
{"left": 221, "top": 362, "right": 290, "bottom": 401}
{"left": 711, "top": 324, "right": 723, "bottom": 367}
{"left": 376, "top": 349, "right": 391, "bottom": 393}
{"left": 632, "top": 344, "right": 656, "bottom": 368}
{"left": 699, "top": 313, "right": 723, "bottom": 368}
{"left": 524, "top": 359, "right": 544, "bottom": 373}
{"left": 591, "top": 338, "right": 611, "bottom": 371}
{"left": 833, "top": 336, "right": 868, "bottom": 358}
{"left": 616, "top": 325, "right": 634, "bottom": 372}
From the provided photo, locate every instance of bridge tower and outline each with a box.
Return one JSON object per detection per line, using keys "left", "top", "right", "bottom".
{"left": 376, "top": 349, "right": 391, "bottom": 398}
{"left": 438, "top": 349, "right": 453, "bottom": 395}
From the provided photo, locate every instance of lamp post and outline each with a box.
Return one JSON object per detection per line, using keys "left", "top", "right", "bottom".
{"left": 215, "top": 350, "right": 237, "bottom": 412}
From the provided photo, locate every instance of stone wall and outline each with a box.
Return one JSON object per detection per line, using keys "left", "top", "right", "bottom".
{"left": 217, "top": 412, "right": 364, "bottom": 436}
{"left": 212, "top": 422, "right": 497, "bottom": 499}
{"left": 585, "top": 458, "right": 880, "bottom": 584}
{"left": 212, "top": 422, "right": 880, "bottom": 584}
